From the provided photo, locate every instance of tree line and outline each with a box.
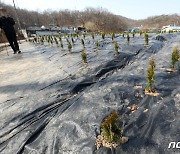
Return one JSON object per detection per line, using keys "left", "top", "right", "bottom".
{"left": 0, "top": 2, "right": 128, "bottom": 33}
{"left": 1, "top": 1, "right": 180, "bottom": 42}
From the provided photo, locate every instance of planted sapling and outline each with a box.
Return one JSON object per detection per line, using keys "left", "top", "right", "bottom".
{"left": 50, "top": 40, "right": 53, "bottom": 47}
{"left": 81, "top": 39, "right": 85, "bottom": 48}
{"left": 83, "top": 33, "right": 86, "bottom": 39}
{"left": 91, "top": 33, "right": 95, "bottom": 40}
{"left": 33, "top": 37, "right": 37, "bottom": 43}
{"left": 66, "top": 39, "right": 72, "bottom": 52}
{"left": 122, "top": 33, "right": 125, "bottom": 38}
{"left": 54, "top": 37, "right": 58, "bottom": 47}
{"left": 112, "top": 33, "right": 115, "bottom": 41}
{"left": 96, "top": 40, "right": 99, "bottom": 50}
{"left": 114, "top": 41, "right": 119, "bottom": 55}
{"left": 60, "top": 40, "right": 63, "bottom": 48}
{"left": 102, "top": 33, "right": 105, "bottom": 39}
{"left": 81, "top": 50, "right": 87, "bottom": 63}
{"left": 127, "top": 34, "right": 130, "bottom": 44}
{"left": 40, "top": 37, "right": 44, "bottom": 45}
{"left": 96, "top": 112, "right": 128, "bottom": 149}
{"left": 71, "top": 37, "right": 75, "bottom": 45}
{"left": 132, "top": 33, "right": 135, "bottom": 38}
{"left": 171, "top": 46, "right": 179, "bottom": 68}
{"left": 145, "top": 57, "right": 157, "bottom": 94}
{"left": 140, "top": 31, "right": 143, "bottom": 36}
{"left": 145, "top": 33, "right": 149, "bottom": 46}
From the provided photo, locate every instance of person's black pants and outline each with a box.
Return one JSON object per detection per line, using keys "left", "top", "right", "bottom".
{"left": 5, "top": 32, "right": 19, "bottom": 52}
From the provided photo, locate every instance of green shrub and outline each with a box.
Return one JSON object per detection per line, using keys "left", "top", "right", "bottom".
{"left": 132, "top": 33, "right": 135, "bottom": 38}
{"left": 76, "top": 33, "right": 79, "bottom": 38}
{"left": 68, "top": 43, "right": 72, "bottom": 52}
{"left": 81, "top": 39, "right": 85, "bottom": 48}
{"left": 96, "top": 40, "right": 99, "bottom": 50}
{"left": 33, "top": 37, "right": 37, "bottom": 43}
{"left": 112, "top": 33, "right": 115, "bottom": 41}
{"left": 144, "top": 33, "right": 149, "bottom": 46}
{"left": 54, "top": 37, "right": 58, "bottom": 47}
{"left": 101, "top": 112, "right": 122, "bottom": 143}
{"left": 50, "top": 39, "right": 53, "bottom": 46}
{"left": 59, "top": 36, "right": 63, "bottom": 48}
{"left": 81, "top": 50, "right": 87, "bottom": 63}
{"left": 122, "top": 33, "right": 125, "bottom": 38}
{"left": 71, "top": 37, "right": 75, "bottom": 45}
{"left": 60, "top": 41, "right": 63, "bottom": 48}
{"left": 127, "top": 34, "right": 130, "bottom": 43}
{"left": 47, "top": 36, "right": 51, "bottom": 44}
{"left": 66, "top": 38, "right": 72, "bottom": 51}
{"left": 146, "top": 57, "right": 156, "bottom": 92}
{"left": 102, "top": 33, "right": 105, "bottom": 39}
{"left": 83, "top": 33, "right": 86, "bottom": 39}
{"left": 91, "top": 33, "right": 95, "bottom": 40}
{"left": 114, "top": 41, "right": 119, "bottom": 55}
{"left": 40, "top": 37, "right": 44, "bottom": 45}
{"left": 140, "top": 31, "right": 143, "bottom": 36}
{"left": 171, "top": 46, "right": 179, "bottom": 68}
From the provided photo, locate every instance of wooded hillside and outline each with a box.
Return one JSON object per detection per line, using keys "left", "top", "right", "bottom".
{"left": 1, "top": 2, "right": 180, "bottom": 33}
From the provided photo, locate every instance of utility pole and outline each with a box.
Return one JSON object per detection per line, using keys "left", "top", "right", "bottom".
{"left": 12, "top": 0, "right": 22, "bottom": 31}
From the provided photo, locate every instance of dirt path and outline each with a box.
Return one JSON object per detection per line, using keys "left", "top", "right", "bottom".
{"left": 0, "top": 42, "right": 63, "bottom": 103}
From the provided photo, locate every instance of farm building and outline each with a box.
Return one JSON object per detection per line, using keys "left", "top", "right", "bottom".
{"left": 26, "top": 25, "right": 80, "bottom": 36}
{"left": 161, "top": 25, "right": 180, "bottom": 32}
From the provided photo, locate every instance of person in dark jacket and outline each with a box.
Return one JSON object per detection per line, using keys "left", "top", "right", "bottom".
{"left": 0, "top": 8, "right": 21, "bottom": 54}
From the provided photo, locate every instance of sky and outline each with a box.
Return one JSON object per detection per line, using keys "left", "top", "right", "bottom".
{"left": 1, "top": 0, "right": 180, "bottom": 19}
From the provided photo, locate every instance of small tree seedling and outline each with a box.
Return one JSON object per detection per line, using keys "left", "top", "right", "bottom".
{"left": 81, "top": 39, "right": 85, "bottom": 48}
{"left": 54, "top": 37, "right": 58, "bottom": 47}
{"left": 102, "top": 33, "right": 105, "bottom": 39}
{"left": 145, "top": 33, "right": 149, "bottom": 46}
{"left": 122, "top": 33, "right": 125, "bottom": 38}
{"left": 34, "top": 37, "right": 37, "bottom": 43}
{"left": 76, "top": 33, "right": 79, "bottom": 38}
{"left": 83, "top": 33, "right": 86, "bottom": 39}
{"left": 60, "top": 40, "right": 63, "bottom": 48}
{"left": 127, "top": 34, "right": 130, "bottom": 44}
{"left": 132, "top": 33, "right": 135, "bottom": 38}
{"left": 68, "top": 42, "right": 72, "bottom": 52}
{"left": 171, "top": 46, "right": 179, "bottom": 68}
{"left": 66, "top": 39, "right": 72, "bottom": 52}
{"left": 59, "top": 36, "right": 62, "bottom": 42}
{"left": 114, "top": 41, "right": 119, "bottom": 55}
{"left": 101, "top": 112, "right": 122, "bottom": 143}
{"left": 112, "top": 33, "right": 115, "bottom": 41}
{"left": 50, "top": 39, "right": 53, "bottom": 47}
{"left": 71, "top": 37, "right": 75, "bottom": 45}
{"left": 47, "top": 38, "right": 50, "bottom": 45}
{"left": 146, "top": 57, "right": 156, "bottom": 92}
{"left": 40, "top": 37, "right": 44, "bottom": 45}
{"left": 81, "top": 50, "right": 87, "bottom": 64}
{"left": 140, "top": 31, "right": 143, "bottom": 36}
{"left": 91, "top": 33, "right": 95, "bottom": 40}
{"left": 96, "top": 40, "right": 99, "bottom": 50}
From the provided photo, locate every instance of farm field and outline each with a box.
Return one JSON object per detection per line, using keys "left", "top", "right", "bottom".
{"left": 0, "top": 32, "right": 179, "bottom": 154}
